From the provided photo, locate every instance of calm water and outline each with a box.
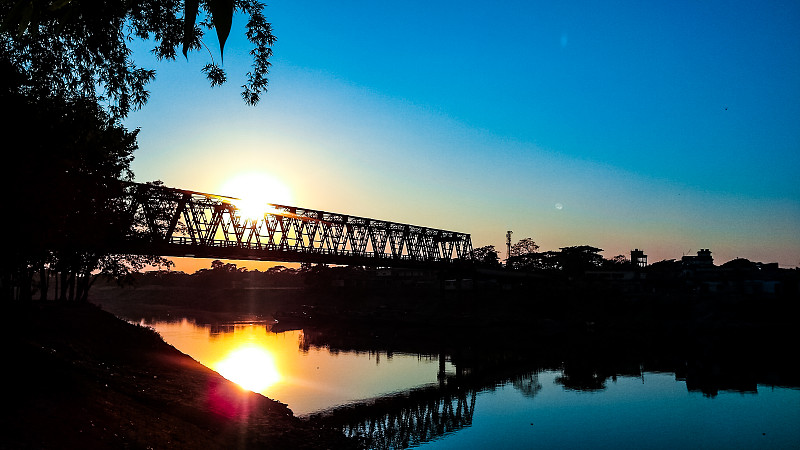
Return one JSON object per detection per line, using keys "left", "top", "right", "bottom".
{"left": 145, "top": 319, "right": 455, "bottom": 416}
{"left": 144, "top": 318, "right": 800, "bottom": 449}
{"left": 417, "top": 372, "right": 799, "bottom": 449}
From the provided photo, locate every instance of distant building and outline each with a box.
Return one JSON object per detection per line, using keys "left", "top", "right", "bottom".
{"left": 681, "top": 249, "right": 714, "bottom": 267}
{"left": 631, "top": 249, "right": 648, "bottom": 268}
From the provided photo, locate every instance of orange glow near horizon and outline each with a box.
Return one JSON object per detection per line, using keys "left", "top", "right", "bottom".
{"left": 163, "top": 257, "right": 298, "bottom": 274}
{"left": 219, "top": 172, "right": 293, "bottom": 221}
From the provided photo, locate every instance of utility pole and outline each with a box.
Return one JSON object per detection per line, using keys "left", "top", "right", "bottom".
{"left": 506, "top": 230, "right": 513, "bottom": 266}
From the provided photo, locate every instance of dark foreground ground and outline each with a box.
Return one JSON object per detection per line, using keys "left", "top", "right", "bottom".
{"left": 2, "top": 302, "right": 359, "bottom": 449}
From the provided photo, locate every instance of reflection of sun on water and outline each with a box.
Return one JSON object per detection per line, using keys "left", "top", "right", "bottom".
{"left": 214, "top": 345, "right": 282, "bottom": 393}
{"left": 219, "top": 172, "right": 293, "bottom": 221}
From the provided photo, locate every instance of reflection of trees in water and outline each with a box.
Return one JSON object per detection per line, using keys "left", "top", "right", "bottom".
{"left": 512, "top": 371, "right": 543, "bottom": 398}
{"left": 209, "top": 324, "right": 235, "bottom": 336}
{"left": 555, "top": 364, "right": 609, "bottom": 392}
{"left": 314, "top": 385, "right": 477, "bottom": 449}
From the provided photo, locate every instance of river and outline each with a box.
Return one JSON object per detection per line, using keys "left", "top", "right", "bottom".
{"left": 140, "top": 316, "right": 800, "bottom": 449}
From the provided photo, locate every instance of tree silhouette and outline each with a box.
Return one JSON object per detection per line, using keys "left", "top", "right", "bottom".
{"left": 603, "top": 254, "right": 631, "bottom": 268}
{"left": 507, "top": 237, "right": 541, "bottom": 270}
{"left": 0, "top": 61, "right": 170, "bottom": 301}
{"left": 471, "top": 245, "right": 501, "bottom": 268}
{"left": 510, "top": 237, "right": 540, "bottom": 257}
{"left": 1, "top": 0, "right": 276, "bottom": 117}
{"left": 557, "top": 245, "right": 604, "bottom": 276}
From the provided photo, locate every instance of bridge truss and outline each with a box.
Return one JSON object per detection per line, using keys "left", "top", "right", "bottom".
{"left": 118, "top": 182, "right": 473, "bottom": 267}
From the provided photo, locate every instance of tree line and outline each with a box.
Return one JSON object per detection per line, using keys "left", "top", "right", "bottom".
{"left": 472, "top": 238, "right": 621, "bottom": 276}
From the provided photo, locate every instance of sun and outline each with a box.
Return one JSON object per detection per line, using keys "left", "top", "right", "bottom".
{"left": 214, "top": 345, "right": 282, "bottom": 393}
{"left": 219, "top": 172, "right": 293, "bottom": 220}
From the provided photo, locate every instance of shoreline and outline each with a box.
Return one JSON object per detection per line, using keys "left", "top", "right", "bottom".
{"left": 3, "top": 301, "right": 358, "bottom": 449}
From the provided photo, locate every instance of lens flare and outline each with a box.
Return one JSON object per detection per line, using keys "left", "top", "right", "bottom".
{"left": 219, "top": 173, "right": 293, "bottom": 221}
{"left": 214, "top": 345, "right": 281, "bottom": 393}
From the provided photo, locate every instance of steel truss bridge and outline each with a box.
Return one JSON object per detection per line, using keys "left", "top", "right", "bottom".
{"left": 117, "top": 182, "right": 474, "bottom": 267}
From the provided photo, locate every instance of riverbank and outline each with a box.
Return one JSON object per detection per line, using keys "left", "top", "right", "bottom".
{"left": 2, "top": 302, "right": 358, "bottom": 449}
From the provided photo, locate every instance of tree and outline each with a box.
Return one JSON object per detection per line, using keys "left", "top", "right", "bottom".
{"left": 1, "top": 0, "right": 276, "bottom": 118}
{"left": 603, "top": 254, "right": 631, "bottom": 268}
{"left": 510, "top": 238, "right": 539, "bottom": 257}
{"left": 210, "top": 259, "right": 242, "bottom": 272}
{"left": 0, "top": 60, "right": 172, "bottom": 301}
{"left": 557, "top": 245, "right": 604, "bottom": 276}
{"left": 472, "top": 245, "right": 501, "bottom": 268}
{"left": 265, "top": 265, "right": 288, "bottom": 275}
{"left": 536, "top": 251, "right": 562, "bottom": 271}
{"left": 507, "top": 237, "right": 541, "bottom": 270}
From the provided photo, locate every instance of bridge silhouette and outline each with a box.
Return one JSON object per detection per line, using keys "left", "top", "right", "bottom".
{"left": 116, "top": 182, "right": 474, "bottom": 267}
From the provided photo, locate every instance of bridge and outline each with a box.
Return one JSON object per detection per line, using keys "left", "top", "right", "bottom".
{"left": 116, "top": 182, "right": 474, "bottom": 268}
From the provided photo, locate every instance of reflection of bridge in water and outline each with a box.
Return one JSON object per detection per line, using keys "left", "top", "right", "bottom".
{"left": 306, "top": 369, "right": 549, "bottom": 449}
{"left": 304, "top": 347, "right": 549, "bottom": 450}
{"left": 309, "top": 377, "right": 478, "bottom": 449}
{"left": 116, "top": 182, "right": 474, "bottom": 267}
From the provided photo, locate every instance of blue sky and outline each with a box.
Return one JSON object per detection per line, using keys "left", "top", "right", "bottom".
{"left": 125, "top": 0, "right": 800, "bottom": 270}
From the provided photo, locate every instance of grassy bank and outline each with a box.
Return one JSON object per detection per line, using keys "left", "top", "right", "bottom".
{"left": 2, "top": 302, "right": 358, "bottom": 449}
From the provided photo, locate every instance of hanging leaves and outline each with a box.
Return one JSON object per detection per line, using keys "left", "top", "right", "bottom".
{"left": 202, "top": 63, "right": 226, "bottom": 86}
{"left": 1, "top": 0, "right": 276, "bottom": 112}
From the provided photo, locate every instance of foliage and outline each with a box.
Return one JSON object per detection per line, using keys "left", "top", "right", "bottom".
{"left": 507, "top": 238, "right": 541, "bottom": 270}
{"left": 0, "top": 0, "right": 276, "bottom": 118}
{"left": 210, "top": 259, "right": 246, "bottom": 272}
{"left": 719, "top": 258, "right": 757, "bottom": 270}
{"left": 505, "top": 244, "right": 605, "bottom": 275}
{"left": 507, "top": 250, "right": 559, "bottom": 271}
{"left": 471, "top": 245, "right": 501, "bottom": 268}
{"left": 509, "top": 237, "right": 539, "bottom": 257}
{"left": 97, "top": 254, "right": 174, "bottom": 287}
{"left": 0, "top": 1, "right": 276, "bottom": 300}
{"left": 0, "top": 61, "right": 171, "bottom": 301}
{"left": 557, "top": 245, "right": 604, "bottom": 275}
{"left": 603, "top": 254, "right": 631, "bottom": 268}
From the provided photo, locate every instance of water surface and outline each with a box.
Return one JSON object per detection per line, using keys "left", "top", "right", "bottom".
{"left": 145, "top": 317, "right": 800, "bottom": 449}
{"left": 147, "top": 318, "right": 452, "bottom": 416}
{"left": 417, "top": 371, "right": 799, "bottom": 449}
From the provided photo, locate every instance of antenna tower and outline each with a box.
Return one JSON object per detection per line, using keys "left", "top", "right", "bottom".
{"left": 506, "top": 230, "right": 513, "bottom": 264}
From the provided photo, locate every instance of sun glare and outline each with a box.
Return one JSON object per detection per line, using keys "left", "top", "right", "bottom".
{"left": 214, "top": 345, "right": 282, "bottom": 393}
{"left": 219, "top": 172, "right": 293, "bottom": 220}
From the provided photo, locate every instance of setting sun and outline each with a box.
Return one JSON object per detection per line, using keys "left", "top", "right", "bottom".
{"left": 214, "top": 345, "right": 282, "bottom": 393}
{"left": 219, "top": 172, "right": 293, "bottom": 221}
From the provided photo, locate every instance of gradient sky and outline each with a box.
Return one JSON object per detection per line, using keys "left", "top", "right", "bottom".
{"left": 124, "top": 0, "right": 800, "bottom": 272}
